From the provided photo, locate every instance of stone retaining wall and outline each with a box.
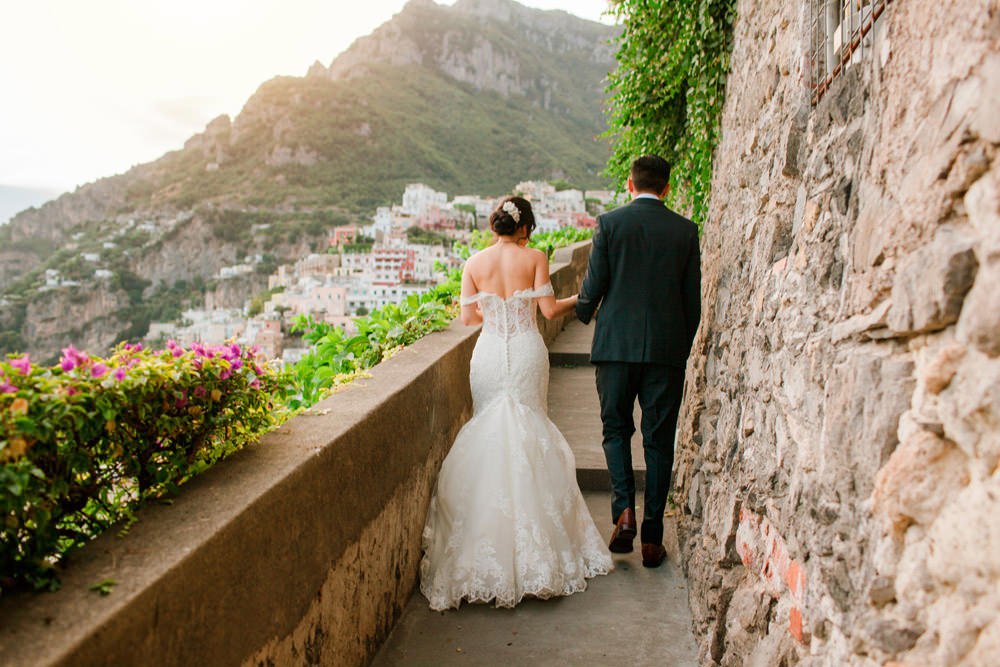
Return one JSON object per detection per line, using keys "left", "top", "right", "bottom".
{"left": 0, "top": 241, "right": 591, "bottom": 666}
{"left": 674, "top": 2, "right": 999, "bottom": 665}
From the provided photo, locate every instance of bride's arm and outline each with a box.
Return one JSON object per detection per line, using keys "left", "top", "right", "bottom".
{"left": 460, "top": 264, "right": 484, "bottom": 326}
{"left": 534, "top": 251, "right": 578, "bottom": 320}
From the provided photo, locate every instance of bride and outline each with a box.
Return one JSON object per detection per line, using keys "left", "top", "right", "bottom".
{"left": 420, "top": 196, "right": 613, "bottom": 611}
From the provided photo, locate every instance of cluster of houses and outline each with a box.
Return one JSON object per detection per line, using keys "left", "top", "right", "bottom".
{"left": 147, "top": 182, "right": 617, "bottom": 363}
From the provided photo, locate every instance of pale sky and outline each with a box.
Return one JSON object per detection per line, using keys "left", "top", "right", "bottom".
{"left": 0, "top": 1, "right": 616, "bottom": 192}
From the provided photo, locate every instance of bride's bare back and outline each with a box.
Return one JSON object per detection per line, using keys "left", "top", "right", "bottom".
{"left": 466, "top": 241, "right": 546, "bottom": 298}
{"left": 459, "top": 197, "right": 578, "bottom": 326}
{"left": 460, "top": 240, "right": 577, "bottom": 326}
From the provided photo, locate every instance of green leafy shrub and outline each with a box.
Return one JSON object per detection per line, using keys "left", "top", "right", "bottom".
{"left": 604, "top": 0, "right": 737, "bottom": 226}
{"left": 290, "top": 270, "right": 460, "bottom": 409}
{"left": 0, "top": 342, "right": 293, "bottom": 592}
{"left": 529, "top": 228, "right": 594, "bottom": 258}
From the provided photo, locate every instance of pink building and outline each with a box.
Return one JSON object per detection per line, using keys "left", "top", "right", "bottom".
{"left": 330, "top": 225, "right": 358, "bottom": 247}
{"left": 372, "top": 247, "right": 416, "bottom": 285}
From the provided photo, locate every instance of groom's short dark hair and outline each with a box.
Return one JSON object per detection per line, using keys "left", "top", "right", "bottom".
{"left": 631, "top": 155, "right": 671, "bottom": 193}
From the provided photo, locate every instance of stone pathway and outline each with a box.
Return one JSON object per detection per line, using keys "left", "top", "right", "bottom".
{"left": 372, "top": 321, "right": 697, "bottom": 666}
{"left": 548, "top": 320, "right": 646, "bottom": 492}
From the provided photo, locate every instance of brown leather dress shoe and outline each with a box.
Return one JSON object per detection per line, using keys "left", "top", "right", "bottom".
{"left": 641, "top": 543, "right": 667, "bottom": 568}
{"left": 608, "top": 508, "right": 637, "bottom": 553}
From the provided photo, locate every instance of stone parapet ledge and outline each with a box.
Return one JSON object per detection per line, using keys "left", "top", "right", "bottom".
{"left": 537, "top": 239, "right": 592, "bottom": 345}
{"left": 0, "top": 241, "right": 592, "bottom": 667}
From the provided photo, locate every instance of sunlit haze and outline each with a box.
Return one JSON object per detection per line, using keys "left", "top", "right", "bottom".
{"left": 0, "top": 0, "right": 615, "bottom": 194}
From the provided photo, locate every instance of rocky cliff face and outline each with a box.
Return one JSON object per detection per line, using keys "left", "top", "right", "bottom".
{"left": 676, "top": 0, "right": 1000, "bottom": 664}
{"left": 25, "top": 286, "right": 132, "bottom": 360}
{"left": 323, "top": 0, "right": 615, "bottom": 119}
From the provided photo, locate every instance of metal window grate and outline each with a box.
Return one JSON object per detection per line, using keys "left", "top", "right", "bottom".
{"left": 809, "top": 0, "right": 893, "bottom": 104}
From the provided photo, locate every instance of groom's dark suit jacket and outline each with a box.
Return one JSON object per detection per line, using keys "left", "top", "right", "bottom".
{"left": 576, "top": 197, "right": 701, "bottom": 367}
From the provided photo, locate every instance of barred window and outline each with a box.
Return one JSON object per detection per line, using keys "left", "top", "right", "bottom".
{"left": 809, "top": 0, "right": 893, "bottom": 104}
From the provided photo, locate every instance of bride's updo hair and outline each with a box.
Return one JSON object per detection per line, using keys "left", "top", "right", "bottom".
{"left": 489, "top": 196, "right": 536, "bottom": 238}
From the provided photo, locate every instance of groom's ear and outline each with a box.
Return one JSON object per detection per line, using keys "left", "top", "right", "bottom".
{"left": 659, "top": 183, "right": 670, "bottom": 199}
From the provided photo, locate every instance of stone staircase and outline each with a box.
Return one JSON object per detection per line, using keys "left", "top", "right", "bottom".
{"left": 548, "top": 320, "right": 647, "bottom": 492}
{"left": 371, "top": 321, "right": 697, "bottom": 666}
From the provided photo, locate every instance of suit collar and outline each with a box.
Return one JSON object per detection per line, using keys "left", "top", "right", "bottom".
{"left": 630, "top": 197, "right": 666, "bottom": 208}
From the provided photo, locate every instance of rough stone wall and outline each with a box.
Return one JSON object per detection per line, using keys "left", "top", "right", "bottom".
{"left": 674, "top": 1, "right": 1000, "bottom": 665}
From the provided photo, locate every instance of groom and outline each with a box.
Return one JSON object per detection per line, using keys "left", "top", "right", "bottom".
{"left": 576, "top": 155, "right": 701, "bottom": 568}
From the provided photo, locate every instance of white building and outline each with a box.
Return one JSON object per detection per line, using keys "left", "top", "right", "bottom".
{"left": 545, "top": 189, "right": 586, "bottom": 213}
{"left": 451, "top": 195, "right": 496, "bottom": 218}
{"left": 218, "top": 264, "right": 254, "bottom": 280}
{"left": 347, "top": 282, "right": 427, "bottom": 314}
{"left": 535, "top": 216, "right": 563, "bottom": 234}
{"left": 147, "top": 309, "right": 246, "bottom": 347}
{"left": 368, "top": 206, "right": 392, "bottom": 238}
{"left": 402, "top": 183, "right": 447, "bottom": 216}
{"left": 515, "top": 180, "right": 557, "bottom": 202}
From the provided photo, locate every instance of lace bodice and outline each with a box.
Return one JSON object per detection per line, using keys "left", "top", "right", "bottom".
{"left": 461, "top": 283, "right": 554, "bottom": 339}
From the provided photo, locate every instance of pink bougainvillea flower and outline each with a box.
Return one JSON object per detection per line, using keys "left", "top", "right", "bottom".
{"left": 114, "top": 367, "right": 127, "bottom": 381}
{"left": 91, "top": 363, "right": 109, "bottom": 379}
{"left": 254, "top": 364, "right": 265, "bottom": 376}
{"left": 60, "top": 345, "right": 88, "bottom": 372}
{"left": 219, "top": 368, "right": 233, "bottom": 381}
{"left": 193, "top": 385, "right": 207, "bottom": 398}
{"left": 250, "top": 378, "right": 261, "bottom": 390}
{"left": 171, "top": 347, "right": 184, "bottom": 358}
{"left": 231, "top": 358, "right": 243, "bottom": 371}
{"left": 193, "top": 358, "right": 203, "bottom": 370}
{"left": 65, "top": 386, "right": 78, "bottom": 397}
{"left": 0, "top": 379, "right": 16, "bottom": 394}
{"left": 9, "top": 355, "right": 31, "bottom": 375}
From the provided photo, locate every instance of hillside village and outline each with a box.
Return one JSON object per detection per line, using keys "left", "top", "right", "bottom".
{"left": 146, "top": 181, "right": 616, "bottom": 363}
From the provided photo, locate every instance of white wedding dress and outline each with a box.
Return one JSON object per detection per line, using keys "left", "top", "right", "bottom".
{"left": 420, "top": 283, "right": 613, "bottom": 611}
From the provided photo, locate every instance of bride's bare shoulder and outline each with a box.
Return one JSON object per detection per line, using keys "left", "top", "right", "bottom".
{"left": 523, "top": 246, "right": 548, "bottom": 264}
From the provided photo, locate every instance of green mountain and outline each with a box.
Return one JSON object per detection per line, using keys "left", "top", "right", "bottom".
{"left": 0, "top": 0, "right": 617, "bottom": 360}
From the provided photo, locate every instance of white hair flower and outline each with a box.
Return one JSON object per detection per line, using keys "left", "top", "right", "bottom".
{"left": 501, "top": 200, "right": 521, "bottom": 223}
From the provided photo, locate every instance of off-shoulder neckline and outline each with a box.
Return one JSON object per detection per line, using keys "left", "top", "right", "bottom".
{"left": 461, "top": 282, "right": 554, "bottom": 304}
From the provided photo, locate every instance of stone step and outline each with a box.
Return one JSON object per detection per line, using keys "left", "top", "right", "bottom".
{"left": 550, "top": 350, "right": 591, "bottom": 367}
{"left": 548, "top": 318, "right": 593, "bottom": 367}
{"left": 577, "top": 468, "right": 646, "bottom": 493}
{"left": 547, "top": 364, "right": 647, "bottom": 494}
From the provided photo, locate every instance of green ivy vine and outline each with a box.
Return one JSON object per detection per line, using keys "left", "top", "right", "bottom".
{"left": 604, "top": 0, "right": 738, "bottom": 227}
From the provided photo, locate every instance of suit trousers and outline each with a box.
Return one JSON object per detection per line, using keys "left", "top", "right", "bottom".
{"left": 595, "top": 361, "right": 685, "bottom": 545}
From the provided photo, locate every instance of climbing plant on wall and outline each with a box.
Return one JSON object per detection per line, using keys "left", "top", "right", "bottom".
{"left": 604, "top": 0, "right": 738, "bottom": 227}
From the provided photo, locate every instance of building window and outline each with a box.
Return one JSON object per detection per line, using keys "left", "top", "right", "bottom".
{"left": 809, "top": 0, "right": 892, "bottom": 104}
